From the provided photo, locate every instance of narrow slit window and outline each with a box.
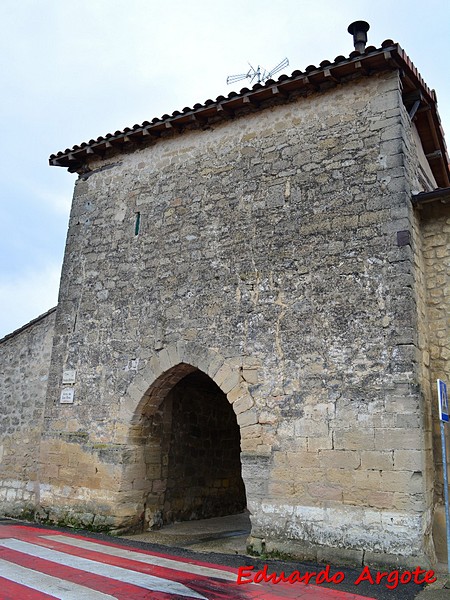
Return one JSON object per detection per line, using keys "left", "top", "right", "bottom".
{"left": 135, "top": 212, "right": 141, "bottom": 236}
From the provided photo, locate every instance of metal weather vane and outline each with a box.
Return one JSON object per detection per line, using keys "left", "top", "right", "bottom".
{"left": 226, "top": 57, "right": 289, "bottom": 86}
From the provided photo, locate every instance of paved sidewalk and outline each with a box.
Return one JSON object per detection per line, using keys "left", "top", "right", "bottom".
{"left": 122, "top": 511, "right": 252, "bottom": 554}
{"left": 414, "top": 574, "right": 450, "bottom": 600}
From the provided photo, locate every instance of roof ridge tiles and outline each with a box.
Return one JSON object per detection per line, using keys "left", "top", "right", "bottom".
{"left": 49, "top": 38, "right": 449, "bottom": 190}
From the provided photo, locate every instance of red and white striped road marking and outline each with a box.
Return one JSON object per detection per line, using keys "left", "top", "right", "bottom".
{"left": 43, "top": 535, "right": 237, "bottom": 581}
{"left": 0, "top": 557, "right": 116, "bottom": 599}
{"left": 0, "top": 538, "right": 207, "bottom": 599}
{"left": 0, "top": 524, "right": 374, "bottom": 600}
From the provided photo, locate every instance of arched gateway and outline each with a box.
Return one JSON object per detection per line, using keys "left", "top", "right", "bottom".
{"left": 129, "top": 366, "right": 247, "bottom": 529}
{"left": 119, "top": 345, "right": 256, "bottom": 532}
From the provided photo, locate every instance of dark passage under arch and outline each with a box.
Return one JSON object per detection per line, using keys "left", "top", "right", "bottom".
{"left": 142, "top": 369, "right": 247, "bottom": 528}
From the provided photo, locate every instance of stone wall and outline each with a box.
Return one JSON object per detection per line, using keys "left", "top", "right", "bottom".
{"left": 420, "top": 202, "right": 450, "bottom": 561}
{"left": 400, "top": 93, "right": 449, "bottom": 563}
{"left": 38, "top": 70, "right": 434, "bottom": 565}
{"left": 0, "top": 308, "right": 56, "bottom": 516}
{"left": 421, "top": 203, "right": 450, "bottom": 491}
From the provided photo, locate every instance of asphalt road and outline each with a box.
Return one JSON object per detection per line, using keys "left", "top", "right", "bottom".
{"left": 0, "top": 519, "right": 441, "bottom": 600}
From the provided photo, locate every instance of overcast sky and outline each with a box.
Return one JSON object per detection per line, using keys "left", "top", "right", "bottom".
{"left": 1, "top": 0, "right": 449, "bottom": 338}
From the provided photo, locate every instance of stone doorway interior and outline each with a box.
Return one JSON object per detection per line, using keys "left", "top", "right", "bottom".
{"left": 140, "top": 368, "right": 247, "bottom": 534}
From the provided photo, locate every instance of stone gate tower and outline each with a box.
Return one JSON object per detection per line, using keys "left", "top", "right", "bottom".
{"left": 1, "top": 24, "right": 449, "bottom": 568}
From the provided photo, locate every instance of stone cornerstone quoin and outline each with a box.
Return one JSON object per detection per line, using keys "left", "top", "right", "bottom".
{"left": 1, "top": 22, "right": 449, "bottom": 569}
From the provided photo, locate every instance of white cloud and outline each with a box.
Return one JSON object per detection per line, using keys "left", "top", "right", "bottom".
{"left": 0, "top": 264, "right": 61, "bottom": 339}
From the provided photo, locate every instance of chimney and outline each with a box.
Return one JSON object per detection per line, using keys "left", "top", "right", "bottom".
{"left": 347, "top": 21, "right": 370, "bottom": 54}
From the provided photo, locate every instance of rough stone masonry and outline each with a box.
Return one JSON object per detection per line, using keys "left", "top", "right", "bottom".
{"left": 1, "top": 31, "right": 449, "bottom": 570}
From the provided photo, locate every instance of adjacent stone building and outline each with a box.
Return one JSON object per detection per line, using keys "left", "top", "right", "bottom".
{"left": 1, "top": 23, "right": 449, "bottom": 568}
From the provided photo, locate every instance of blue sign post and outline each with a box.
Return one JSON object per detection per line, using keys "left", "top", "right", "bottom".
{"left": 437, "top": 379, "right": 450, "bottom": 574}
{"left": 438, "top": 379, "right": 449, "bottom": 422}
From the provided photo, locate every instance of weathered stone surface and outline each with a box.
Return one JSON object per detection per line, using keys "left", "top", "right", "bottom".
{"left": 417, "top": 202, "right": 450, "bottom": 562}
{"left": 0, "top": 67, "right": 448, "bottom": 568}
{"left": 0, "top": 309, "right": 55, "bottom": 517}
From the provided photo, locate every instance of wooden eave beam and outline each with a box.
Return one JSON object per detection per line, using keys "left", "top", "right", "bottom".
{"left": 426, "top": 150, "right": 443, "bottom": 160}
{"left": 412, "top": 187, "right": 450, "bottom": 207}
{"left": 409, "top": 100, "right": 421, "bottom": 120}
{"left": 271, "top": 85, "right": 289, "bottom": 98}
{"left": 216, "top": 103, "right": 234, "bottom": 116}
{"left": 87, "top": 145, "right": 106, "bottom": 157}
{"left": 403, "top": 89, "right": 423, "bottom": 120}
{"left": 382, "top": 50, "right": 398, "bottom": 70}
{"left": 165, "top": 114, "right": 201, "bottom": 131}
{"left": 303, "top": 76, "right": 320, "bottom": 92}
{"left": 106, "top": 138, "right": 122, "bottom": 148}
{"left": 354, "top": 61, "right": 371, "bottom": 76}
{"left": 403, "top": 90, "right": 422, "bottom": 103}
{"left": 425, "top": 109, "right": 442, "bottom": 153}
{"left": 181, "top": 112, "right": 208, "bottom": 125}
{"left": 242, "top": 95, "right": 260, "bottom": 107}
{"left": 125, "top": 131, "right": 145, "bottom": 145}
{"left": 324, "top": 69, "right": 340, "bottom": 83}
{"left": 142, "top": 127, "right": 160, "bottom": 138}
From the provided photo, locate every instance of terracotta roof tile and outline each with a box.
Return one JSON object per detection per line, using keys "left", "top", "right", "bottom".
{"left": 49, "top": 40, "right": 449, "bottom": 188}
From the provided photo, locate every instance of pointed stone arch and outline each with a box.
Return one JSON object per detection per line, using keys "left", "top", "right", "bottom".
{"left": 119, "top": 342, "right": 257, "bottom": 437}
{"left": 116, "top": 342, "right": 261, "bottom": 531}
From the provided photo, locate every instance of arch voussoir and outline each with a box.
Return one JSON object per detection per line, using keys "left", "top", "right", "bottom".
{"left": 121, "top": 344, "right": 260, "bottom": 445}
